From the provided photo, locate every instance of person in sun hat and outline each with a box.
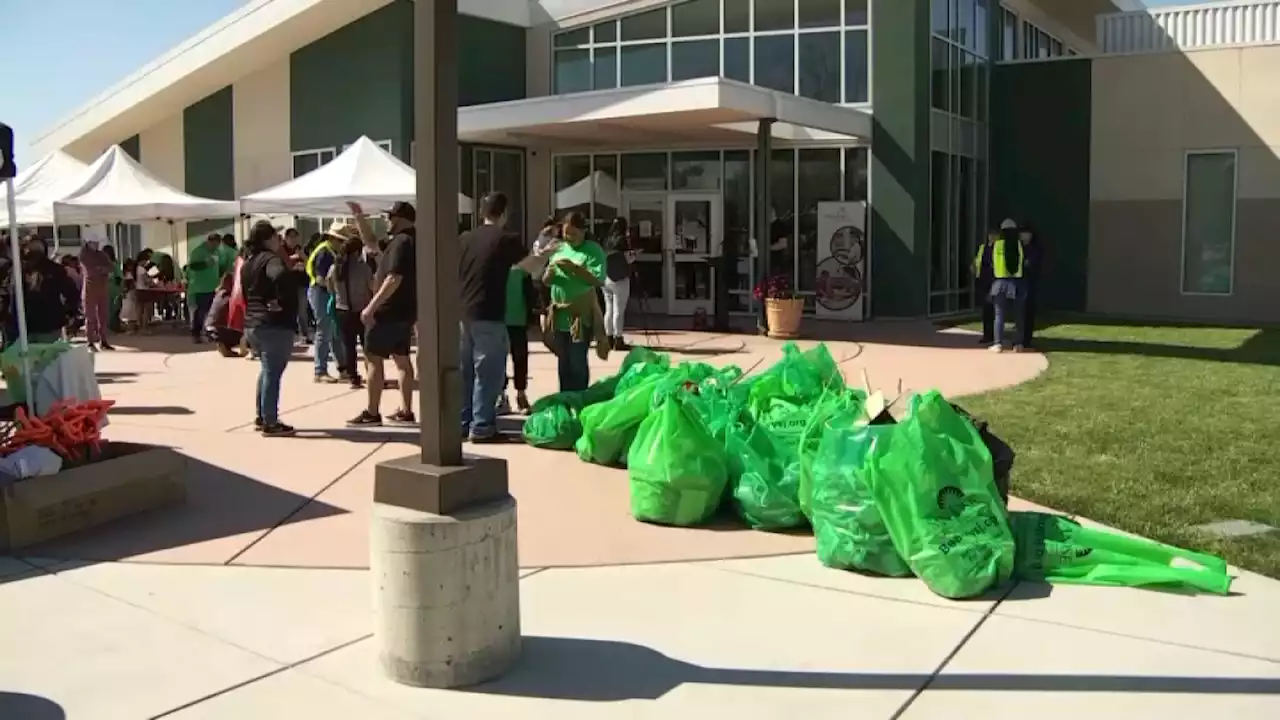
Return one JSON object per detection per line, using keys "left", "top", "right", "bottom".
{"left": 305, "top": 219, "right": 354, "bottom": 383}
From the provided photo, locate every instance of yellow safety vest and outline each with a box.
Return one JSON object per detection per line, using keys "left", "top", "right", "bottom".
{"left": 973, "top": 239, "right": 1024, "bottom": 280}
{"left": 305, "top": 242, "right": 336, "bottom": 286}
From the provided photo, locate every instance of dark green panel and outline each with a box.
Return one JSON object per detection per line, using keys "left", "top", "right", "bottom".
{"left": 291, "top": 0, "right": 413, "bottom": 160}
{"left": 183, "top": 85, "right": 236, "bottom": 246}
{"left": 989, "top": 59, "right": 1092, "bottom": 312}
{"left": 458, "top": 15, "right": 527, "bottom": 107}
{"left": 868, "top": 0, "right": 930, "bottom": 317}
{"left": 120, "top": 135, "right": 140, "bottom": 161}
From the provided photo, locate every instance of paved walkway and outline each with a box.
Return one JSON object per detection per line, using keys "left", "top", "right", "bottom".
{"left": 2, "top": 324, "right": 1278, "bottom": 719}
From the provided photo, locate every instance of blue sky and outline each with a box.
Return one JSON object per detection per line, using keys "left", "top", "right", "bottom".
{"left": 0, "top": 0, "right": 1210, "bottom": 164}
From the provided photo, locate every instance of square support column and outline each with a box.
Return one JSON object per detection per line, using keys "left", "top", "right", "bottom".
{"left": 371, "top": 0, "right": 520, "bottom": 689}
{"left": 754, "top": 118, "right": 774, "bottom": 331}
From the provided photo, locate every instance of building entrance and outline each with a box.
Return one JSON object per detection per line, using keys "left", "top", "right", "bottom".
{"left": 621, "top": 191, "right": 721, "bottom": 317}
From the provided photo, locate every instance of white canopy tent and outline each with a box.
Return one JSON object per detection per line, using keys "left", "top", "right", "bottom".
{"left": 0, "top": 150, "right": 90, "bottom": 227}
{"left": 556, "top": 170, "right": 620, "bottom": 210}
{"left": 54, "top": 145, "right": 239, "bottom": 226}
{"left": 240, "top": 135, "right": 473, "bottom": 216}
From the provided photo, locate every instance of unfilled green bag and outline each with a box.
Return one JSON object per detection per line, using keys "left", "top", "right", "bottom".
{"left": 809, "top": 419, "right": 912, "bottom": 577}
{"left": 628, "top": 392, "right": 729, "bottom": 526}
{"left": 523, "top": 393, "right": 585, "bottom": 450}
{"left": 575, "top": 377, "right": 663, "bottom": 466}
{"left": 869, "top": 391, "right": 1016, "bottom": 599}
{"left": 1010, "top": 512, "right": 1232, "bottom": 595}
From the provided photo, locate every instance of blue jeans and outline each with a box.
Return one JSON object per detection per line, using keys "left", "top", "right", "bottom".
{"left": 555, "top": 331, "right": 591, "bottom": 391}
{"left": 990, "top": 280, "right": 1025, "bottom": 346}
{"left": 307, "top": 285, "right": 344, "bottom": 375}
{"left": 247, "top": 325, "right": 294, "bottom": 425}
{"left": 459, "top": 320, "right": 509, "bottom": 439}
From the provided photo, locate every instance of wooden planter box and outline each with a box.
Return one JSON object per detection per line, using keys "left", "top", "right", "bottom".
{"left": 0, "top": 442, "right": 187, "bottom": 551}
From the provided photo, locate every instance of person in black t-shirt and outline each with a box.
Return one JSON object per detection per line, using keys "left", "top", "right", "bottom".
{"left": 457, "top": 192, "right": 524, "bottom": 442}
{"left": 346, "top": 200, "right": 417, "bottom": 427}
{"left": 241, "top": 220, "right": 302, "bottom": 437}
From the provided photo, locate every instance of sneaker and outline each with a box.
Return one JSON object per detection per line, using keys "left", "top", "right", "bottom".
{"left": 314, "top": 374, "right": 340, "bottom": 384}
{"left": 87, "top": 343, "right": 98, "bottom": 353}
{"left": 349, "top": 376, "right": 365, "bottom": 390}
{"left": 468, "top": 431, "right": 504, "bottom": 444}
{"left": 347, "top": 410, "right": 382, "bottom": 427}
{"left": 261, "top": 422, "right": 296, "bottom": 437}
{"left": 217, "top": 343, "right": 237, "bottom": 358}
{"left": 496, "top": 395, "right": 513, "bottom": 416}
{"left": 254, "top": 417, "right": 264, "bottom": 430}
{"left": 988, "top": 343, "right": 1004, "bottom": 353}
{"left": 516, "top": 391, "right": 531, "bottom": 415}
{"left": 388, "top": 409, "right": 417, "bottom": 425}
{"left": 99, "top": 342, "right": 115, "bottom": 351}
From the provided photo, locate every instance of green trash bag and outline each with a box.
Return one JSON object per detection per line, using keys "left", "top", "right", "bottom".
{"left": 628, "top": 391, "right": 730, "bottom": 526}
{"left": 575, "top": 377, "right": 663, "bottom": 466}
{"left": 1010, "top": 512, "right": 1232, "bottom": 595}
{"left": 809, "top": 419, "right": 912, "bottom": 577}
{"left": 726, "top": 420, "right": 803, "bottom": 530}
{"left": 791, "top": 388, "right": 867, "bottom": 520}
{"left": 523, "top": 393, "right": 585, "bottom": 450}
{"left": 869, "top": 391, "right": 1016, "bottom": 599}
{"left": 759, "top": 343, "right": 845, "bottom": 401}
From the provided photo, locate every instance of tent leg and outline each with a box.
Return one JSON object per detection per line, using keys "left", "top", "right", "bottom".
{"left": 4, "top": 178, "right": 35, "bottom": 413}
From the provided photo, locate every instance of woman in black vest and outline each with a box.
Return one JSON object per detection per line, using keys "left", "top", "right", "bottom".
{"left": 241, "top": 221, "right": 302, "bottom": 437}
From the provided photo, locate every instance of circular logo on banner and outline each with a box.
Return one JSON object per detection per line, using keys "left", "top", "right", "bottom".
{"left": 816, "top": 224, "right": 867, "bottom": 312}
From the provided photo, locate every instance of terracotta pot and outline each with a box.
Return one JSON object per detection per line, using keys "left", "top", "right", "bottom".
{"left": 765, "top": 298, "right": 804, "bottom": 339}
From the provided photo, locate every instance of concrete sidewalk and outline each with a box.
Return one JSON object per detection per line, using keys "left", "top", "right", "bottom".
{"left": 1, "top": 325, "right": 1277, "bottom": 719}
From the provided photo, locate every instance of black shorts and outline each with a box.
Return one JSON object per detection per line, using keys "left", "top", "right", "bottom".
{"left": 365, "top": 319, "right": 413, "bottom": 358}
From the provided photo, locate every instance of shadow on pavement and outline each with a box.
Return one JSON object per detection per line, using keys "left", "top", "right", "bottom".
{"left": 0, "top": 693, "right": 65, "bottom": 719}
{"left": 24, "top": 455, "right": 346, "bottom": 562}
{"left": 465, "top": 636, "right": 1280, "bottom": 702}
{"left": 107, "top": 405, "right": 195, "bottom": 416}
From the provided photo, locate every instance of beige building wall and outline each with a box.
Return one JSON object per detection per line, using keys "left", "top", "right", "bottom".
{"left": 138, "top": 113, "right": 188, "bottom": 258}
{"left": 1089, "top": 45, "right": 1280, "bottom": 324}
{"left": 233, "top": 58, "right": 294, "bottom": 236}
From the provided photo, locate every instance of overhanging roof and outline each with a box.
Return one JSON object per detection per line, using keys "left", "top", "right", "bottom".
{"left": 459, "top": 78, "right": 872, "bottom": 149}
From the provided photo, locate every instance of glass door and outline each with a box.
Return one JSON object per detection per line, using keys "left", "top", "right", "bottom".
{"left": 621, "top": 193, "right": 666, "bottom": 315}
{"left": 666, "top": 193, "right": 720, "bottom": 316}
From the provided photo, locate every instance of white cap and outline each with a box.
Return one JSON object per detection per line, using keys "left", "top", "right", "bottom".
{"left": 999, "top": 218, "right": 1017, "bottom": 230}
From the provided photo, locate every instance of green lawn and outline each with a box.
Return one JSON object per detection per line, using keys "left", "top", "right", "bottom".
{"left": 958, "top": 319, "right": 1280, "bottom": 578}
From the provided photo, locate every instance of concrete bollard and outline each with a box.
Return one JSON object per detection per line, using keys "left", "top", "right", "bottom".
{"left": 371, "top": 495, "right": 521, "bottom": 688}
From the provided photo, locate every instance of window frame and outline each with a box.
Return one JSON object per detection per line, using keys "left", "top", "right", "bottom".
{"left": 1180, "top": 148, "right": 1238, "bottom": 297}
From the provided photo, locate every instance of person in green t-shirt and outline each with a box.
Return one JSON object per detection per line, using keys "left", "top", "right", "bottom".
{"left": 542, "top": 211, "right": 606, "bottom": 391}
{"left": 186, "top": 233, "right": 223, "bottom": 344}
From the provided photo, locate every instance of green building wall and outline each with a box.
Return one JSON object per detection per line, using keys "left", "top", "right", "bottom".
{"left": 989, "top": 59, "right": 1093, "bottom": 312}
{"left": 184, "top": 85, "right": 236, "bottom": 246}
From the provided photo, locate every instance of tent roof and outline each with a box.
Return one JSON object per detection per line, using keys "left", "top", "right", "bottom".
{"left": 53, "top": 145, "right": 239, "bottom": 224}
{"left": 0, "top": 151, "right": 90, "bottom": 226}
{"left": 240, "top": 136, "right": 473, "bottom": 215}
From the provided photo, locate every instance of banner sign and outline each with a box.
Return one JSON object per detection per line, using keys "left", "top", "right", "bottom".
{"left": 814, "top": 201, "right": 867, "bottom": 321}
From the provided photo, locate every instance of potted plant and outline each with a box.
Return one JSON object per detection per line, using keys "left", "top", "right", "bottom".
{"left": 754, "top": 273, "right": 803, "bottom": 339}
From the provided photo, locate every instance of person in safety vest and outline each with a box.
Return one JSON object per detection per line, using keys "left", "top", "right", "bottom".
{"left": 1017, "top": 222, "right": 1044, "bottom": 350}
{"left": 972, "top": 218, "right": 1025, "bottom": 352}
{"left": 972, "top": 230, "right": 998, "bottom": 345}
{"left": 305, "top": 223, "right": 350, "bottom": 382}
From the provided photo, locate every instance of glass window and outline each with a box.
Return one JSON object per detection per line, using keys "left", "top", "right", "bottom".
{"left": 293, "top": 152, "right": 319, "bottom": 178}
{"left": 492, "top": 151, "right": 524, "bottom": 234}
{"left": 593, "top": 21, "right": 616, "bottom": 43}
{"left": 673, "top": 150, "right": 722, "bottom": 190}
{"left": 931, "top": 0, "right": 948, "bottom": 36}
{"left": 958, "top": 0, "right": 976, "bottom": 50}
{"left": 554, "top": 49, "right": 591, "bottom": 93}
{"left": 959, "top": 52, "right": 975, "bottom": 119}
{"left": 767, "top": 148, "right": 795, "bottom": 283}
{"left": 754, "top": 0, "right": 794, "bottom": 31}
{"left": 725, "top": 0, "right": 750, "bottom": 33}
{"left": 846, "top": 0, "right": 869, "bottom": 26}
{"left": 621, "top": 152, "right": 668, "bottom": 191}
{"left": 1001, "top": 10, "right": 1017, "bottom": 60}
{"left": 956, "top": 155, "right": 973, "bottom": 296}
{"left": 555, "top": 28, "right": 589, "bottom": 47}
{"left": 799, "top": 32, "right": 841, "bottom": 103}
{"left": 975, "top": 0, "right": 989, "bottom": 58}
{"left": 620, "top": 8, "right": 667, "bottom": 41}
{"left": 799, "top": 0, "right": 841, "bottom": 29}
{"left": 930, "top": 151, "right": 950, "bottom": 292}
{"left": 844, "top": 29, "right": 869, "bottom": 103}
{"left": 725, "top": 37, "right": 750, "bottom": 82}
{"left": 1050, "top": 38, "right": 1063, "bottom": 57}
{"left": 673, "top": 0, "right": 719, "bottom": 37}
{"left": 1182, "top": 152, "right": 1236, "bottom": 295}
{"left": 844, "top": 147, "right": 869, "bottom": 202}
{"left": 594, "top": 47, "right": 617, "bottom": 89}
{"left": 591, "top": 155, "right": 618, "bottom": 240}
{"left": 672, "top": 39, "right": 719, "bottom": 81}
{"left": 754, "top": 35, "right": 795, "bottom": 93}
{"left": 554, "top": 155, "right": 591, "bottom": 214}
{"left": 724, "top": 150, "right": 753, "bottom": 308}
{"left": 931, "top": 38, "right": 950, "bottom": 112}
{"left": 1037, "top": 30, "right": 1051, "bottom": 58}
{"left": 797, "top": 149, "right": 841, "bottom": 293}
{"left": 1022, "top": 22, "right": 1036, "bottom": 58}
{"left": 621, "top": 44, "right": 668, "bottom": 86}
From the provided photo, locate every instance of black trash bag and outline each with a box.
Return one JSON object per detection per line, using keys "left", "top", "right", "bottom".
{"left": 950, "top": 403, "right": 1015, "bottom": 505}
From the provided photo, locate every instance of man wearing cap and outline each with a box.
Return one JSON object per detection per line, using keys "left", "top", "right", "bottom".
{"left": 346, "top": 200, "right": 417, "bottom": 426}
{"left": 305, "top": 223, "right": 349, "bottom": 382}
{"left": 79, "top": 234, "right": 116, "bottom": 351}
{"left": 186, "top": 233, "right": 224, "bottom": 344}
